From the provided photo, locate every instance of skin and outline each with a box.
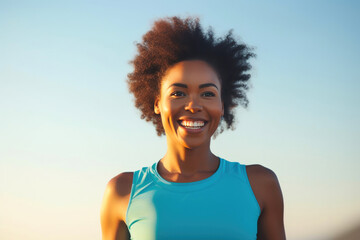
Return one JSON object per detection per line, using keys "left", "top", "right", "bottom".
{"left": 154, "top": 60, "right": 224, "bottom": 180}
{"left": 100, "top": 60, "right": 286, "bottom": 239}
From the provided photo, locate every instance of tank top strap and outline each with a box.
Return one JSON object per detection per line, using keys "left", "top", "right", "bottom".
{"left": 224, "top": 160, "right": 260, "bottom": 214}
{"left": 224, "top": 159, "right": 249, "bottom": 182}
{"left": 125, "top": 165, "right": 153, "bottom": 225}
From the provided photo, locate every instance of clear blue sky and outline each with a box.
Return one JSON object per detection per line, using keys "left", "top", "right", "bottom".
{"left": 1, "top": 1, "right": 359, "bottom": 239}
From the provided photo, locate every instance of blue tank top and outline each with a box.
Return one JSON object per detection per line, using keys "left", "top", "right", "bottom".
{"left": 125, "top": 157, "right": 261, "bottom": 240}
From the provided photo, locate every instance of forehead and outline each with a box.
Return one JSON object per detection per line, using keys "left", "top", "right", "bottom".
{"left": 161, "top": 60, "right": 221, "bottom": 88}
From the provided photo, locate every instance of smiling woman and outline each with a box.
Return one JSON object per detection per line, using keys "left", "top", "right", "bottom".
{"left": 154, "top": 60, "right": 224, "bottom": 150}
{"left": 100, "top": 16, "right": 286, "bottom": 240}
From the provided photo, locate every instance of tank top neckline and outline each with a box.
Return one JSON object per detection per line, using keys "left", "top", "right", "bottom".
{"left": 149, "top": 157, "right": 225, "bottom": 192}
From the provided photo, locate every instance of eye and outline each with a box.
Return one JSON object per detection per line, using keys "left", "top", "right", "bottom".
{"left": 170, "top": 91, "right": 186, "bottom": 97}
{"left": 202, "top": 91, "right": 216, "bottom": 97}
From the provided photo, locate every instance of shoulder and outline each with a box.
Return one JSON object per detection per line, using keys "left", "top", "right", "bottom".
{"left": 101, "top": 172, "right": 134, "bottom": 240}
{"left": 107, "top": 172, "right": 134, "bottom": 197}
{"left": 101, "top": 172, "right": 134, "bottom": 221}
{"left": 245, "top": 164, "right": 283, "bottom": 212}
{"left": 246, "top": 165, "right": 286, "bottom": 239}
{"left": 246, "top": 164, "right": 279, "bottom": 184}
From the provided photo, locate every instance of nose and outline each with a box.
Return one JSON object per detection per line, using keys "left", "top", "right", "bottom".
{"left": 184, "top": 96, "right": 203, "bottom": 113}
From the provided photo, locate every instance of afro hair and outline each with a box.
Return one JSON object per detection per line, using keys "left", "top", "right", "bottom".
{"left": 127, "top": 16, "right": 255, "bottom": 136}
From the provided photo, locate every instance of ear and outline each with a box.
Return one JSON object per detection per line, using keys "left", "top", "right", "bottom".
{"left": 154, "top": 97, "right": 160, "bottom": 114}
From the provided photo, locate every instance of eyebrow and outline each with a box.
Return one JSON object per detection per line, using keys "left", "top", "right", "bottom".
{"left": 169, "top": 83, "right": 219, "bottom": 90}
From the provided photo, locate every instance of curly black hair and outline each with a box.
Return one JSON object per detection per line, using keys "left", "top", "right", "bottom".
{"left": 127, "top": 16, "right": 255, "bottom": 136}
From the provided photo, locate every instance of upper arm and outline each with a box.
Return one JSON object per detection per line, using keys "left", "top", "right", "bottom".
{"left": 247, "top": 165, "right": 286, "bottom": 240}
{"left": 100, "top": 173, "right": 133, "bottom": 240}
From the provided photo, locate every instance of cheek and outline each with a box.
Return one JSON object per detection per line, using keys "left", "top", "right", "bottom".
{"left": 209, "top": 102, "right": 224, "bottom": 117}
{"left": 159, "top": 99, "right": 181, "bottom": 126}
{"left": 165, "top": 99, "right": 183, "bottom": 114}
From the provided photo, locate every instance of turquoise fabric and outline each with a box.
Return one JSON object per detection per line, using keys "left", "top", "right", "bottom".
{"left": 126, "top": 157, "right": 261, "bottom": 240}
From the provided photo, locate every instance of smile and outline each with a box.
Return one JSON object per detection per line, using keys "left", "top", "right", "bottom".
{"left": 178, "top": 120, "right": 207, "bottom": 129}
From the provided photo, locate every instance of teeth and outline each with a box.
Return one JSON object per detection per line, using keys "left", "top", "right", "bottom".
{"left": 180, "top": 120, "right": 205, "bottom": 129}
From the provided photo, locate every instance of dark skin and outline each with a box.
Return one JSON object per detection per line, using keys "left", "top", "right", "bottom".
{"left": 100, "top": 60, "right": 286, "bottom": 239}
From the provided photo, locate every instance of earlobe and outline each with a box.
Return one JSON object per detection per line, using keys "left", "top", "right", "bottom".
{"left": 154, "top": 98, "right": 160, "bottom": 114}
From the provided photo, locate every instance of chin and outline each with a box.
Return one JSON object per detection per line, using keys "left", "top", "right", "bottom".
{"left": 178, "top": 137, "right": 210, "bottom": 150}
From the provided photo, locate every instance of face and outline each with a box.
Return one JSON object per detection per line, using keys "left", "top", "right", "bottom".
{"left": 154, "top": 60, "right": 224, "bottom": 149}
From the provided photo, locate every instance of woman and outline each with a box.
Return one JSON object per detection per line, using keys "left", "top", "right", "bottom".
{"left": 101, "top": 16, "right": 286, "bottom": 240}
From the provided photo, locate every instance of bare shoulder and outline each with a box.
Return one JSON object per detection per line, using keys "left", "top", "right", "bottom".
{"left": 245, "top": 164, "right": 282, "bottom": 212}
{"left": 246, "top": 164, "right": 279, "bottom": 183}
{"left": 101, "top": 172, "right": 134, "bottom": 220}
{"left": 100, "top": 172, "right": 134, "bottom": 240}
{"left": 108, "top": 172, "right": 134, "bottom": 198}
{"left": 245, "top": 165, "right": 286, "bottom": 239}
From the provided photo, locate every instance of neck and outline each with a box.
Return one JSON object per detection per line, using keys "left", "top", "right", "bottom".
{"left": 159, "top": 137, "right": 219, "bottom": 176}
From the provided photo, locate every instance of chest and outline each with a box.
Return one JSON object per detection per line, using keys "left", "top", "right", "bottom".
{"left": 126, "top": 181, "right": 260, "bottom": 240}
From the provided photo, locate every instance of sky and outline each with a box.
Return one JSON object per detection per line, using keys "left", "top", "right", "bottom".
{"left": 0, "top": 0, "right": 359, "bottom": 239}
